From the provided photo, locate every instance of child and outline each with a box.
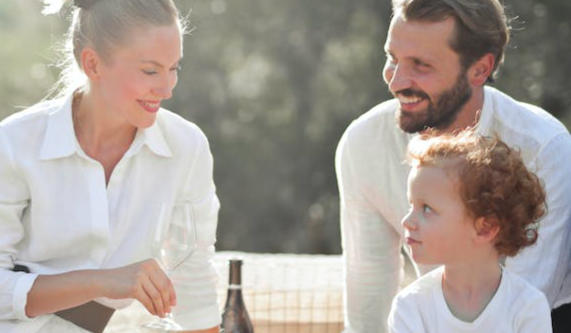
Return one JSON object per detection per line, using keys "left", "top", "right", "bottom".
{"left": 388, "top": 131, "right": 552, "bottom": 333}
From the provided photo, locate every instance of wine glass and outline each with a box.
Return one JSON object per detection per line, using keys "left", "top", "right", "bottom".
{"left": 143, "top": 202, "right": 198, "bottom": 331}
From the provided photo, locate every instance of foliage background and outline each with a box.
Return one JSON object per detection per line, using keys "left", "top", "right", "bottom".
{"left": 1, "top": 0, "right": 570, "bottom": 254}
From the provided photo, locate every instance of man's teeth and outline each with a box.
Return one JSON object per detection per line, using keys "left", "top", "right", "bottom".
{"left": 398, "top": 96, "right": 423, "bottom": 104}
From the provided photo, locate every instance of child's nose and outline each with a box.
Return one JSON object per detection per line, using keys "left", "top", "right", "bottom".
{"left": 401, "top": 211, "right": 418, "bottom": 231}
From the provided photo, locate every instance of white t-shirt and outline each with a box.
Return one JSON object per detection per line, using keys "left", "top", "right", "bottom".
{"left": 336, "top": 86, "right": 571, "bottom": 333}
{"left": 388, "top": 266, "right": 552, "bottom": 333}
{"left": 0, "top": 95, "right": 221, "bottom": 332}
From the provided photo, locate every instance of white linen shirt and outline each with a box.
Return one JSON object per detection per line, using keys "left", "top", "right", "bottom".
{"left": 336, "top": 86, "right": 571, "bottom": 333}
{"left": 388, "top": 266, "right": 552, "bottom": 333}
{"left": 0, "top": 95, "right": 221, "bottom": 333}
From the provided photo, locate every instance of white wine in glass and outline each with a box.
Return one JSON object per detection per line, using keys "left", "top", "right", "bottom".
{"left": 143, "top": 202, "right": 198, "bottom": 331}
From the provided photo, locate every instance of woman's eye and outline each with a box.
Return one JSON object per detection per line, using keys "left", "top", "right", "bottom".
{"left": 142, "top": 70, "right": 157, "bottom": 75}
{"left": 422, "top": 205, "right": 433, "bottom": 213}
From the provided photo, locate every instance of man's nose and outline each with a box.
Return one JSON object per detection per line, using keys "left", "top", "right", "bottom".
{"left": 387, "top": 64, "right": 413, "bottom": 94}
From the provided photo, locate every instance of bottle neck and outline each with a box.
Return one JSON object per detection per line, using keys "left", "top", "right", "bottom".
{"left": 228, "top": 260, "right": 242, "bottom": 286}
{"left": 225, "top": 260, "right": 245, "bottom": 307}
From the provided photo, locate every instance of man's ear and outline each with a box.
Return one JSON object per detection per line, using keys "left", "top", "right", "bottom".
{"left": 474, "top": 216, "right": 499, "bottom": 243}
{"left": 468, "top": 53, "right": 495, "bottom": 86}
{"left": 81, "top": 47, "right": 103, "bottom": 80}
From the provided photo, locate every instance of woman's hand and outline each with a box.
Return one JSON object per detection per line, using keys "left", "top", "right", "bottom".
{"left": 102, "top": 259, "right": 176, "bottom": 318}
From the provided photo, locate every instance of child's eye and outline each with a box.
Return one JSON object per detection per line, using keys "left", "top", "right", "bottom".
{"left": 422, "top": 205, "right": 433, "bottom": 213}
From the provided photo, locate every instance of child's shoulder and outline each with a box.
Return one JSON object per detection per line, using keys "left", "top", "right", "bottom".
{"left": 501, "top": 268, "right": 548, "bottom": 303}
{"left": 499, "top": 268, "right": 552, "bottom": 330}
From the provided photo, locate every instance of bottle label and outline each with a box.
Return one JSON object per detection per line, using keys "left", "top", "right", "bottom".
{"left": 228, "top": 284, "right": 242, "bottom": 290}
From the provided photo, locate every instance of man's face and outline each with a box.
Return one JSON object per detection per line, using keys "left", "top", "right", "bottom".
{"left": 383, "top": 14, "right": 472, "bottom": 133}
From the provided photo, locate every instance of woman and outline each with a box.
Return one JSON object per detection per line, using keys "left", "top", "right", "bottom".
{"left": 0, "top": 0, "right": 220, "bottom": 332}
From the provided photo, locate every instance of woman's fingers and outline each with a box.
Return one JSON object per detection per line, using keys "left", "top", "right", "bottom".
{"left": 103, "top": 259, "right": 177, "bottom": 317}
{"left": 170, "top": 280, "right": 177, "bottom": 307}
{"left": 148, "top": 268, "right": 176, "bottom": 315}
{"left": 142, "top": 274, "right": 166, "bottom": 317}
{"left": 135, "top": 280, "right": 158, "bottom": 316}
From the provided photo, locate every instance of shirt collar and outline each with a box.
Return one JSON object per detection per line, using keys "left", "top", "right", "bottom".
{"left": 39, "top": 94, "right": 78, "bottom": 161}
{"left": 475, "top": 86, "right": 495, "bottom": 137}
{"left": 39, "top": 94, "right": 172, "bottom": 160}
{"left": 125, "top": 116, "right": 172, "bottom": 158}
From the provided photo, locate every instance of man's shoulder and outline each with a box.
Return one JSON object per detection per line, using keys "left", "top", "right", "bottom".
{"left": 486, "top": 87, "right": 569, "bottom": 144}
{"left": 348, "top": 99, "right": 398, "bottom": 132}
{"left": 341, "top": 99, "right": 408, "bottom": 146}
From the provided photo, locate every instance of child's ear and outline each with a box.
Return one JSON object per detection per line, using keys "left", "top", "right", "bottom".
{"left": 474, "top": 216, "right": 499, "bottom": 243}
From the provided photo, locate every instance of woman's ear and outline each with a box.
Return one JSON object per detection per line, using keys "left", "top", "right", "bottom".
{"left": 474, "top": 216, "right": 499, "bottom": 243}
{"left": 81, "top": 47, "right": 102, "bottom": 80}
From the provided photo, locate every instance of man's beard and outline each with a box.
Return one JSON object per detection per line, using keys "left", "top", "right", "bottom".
{"left": 395, "top": 72, "right": 472, "bottom": 134}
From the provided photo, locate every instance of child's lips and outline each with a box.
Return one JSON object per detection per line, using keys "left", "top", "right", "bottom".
{"left": 405, "top": 237, "right": 421, "bottom": 245}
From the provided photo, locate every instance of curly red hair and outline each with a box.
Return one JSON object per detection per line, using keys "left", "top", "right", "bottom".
{"left": 407, "top": 130, "right": 546, "bottom": 257}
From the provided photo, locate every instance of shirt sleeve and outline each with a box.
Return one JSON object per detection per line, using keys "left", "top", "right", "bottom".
{"left": 171, "top": 130, "right": 221, "bottom": 330}
{"left": 504, "top": 132, "right": 571, "bottom": 307}
{"left": 336, "top": 130, "right": 404, "bottom": 333}
{"left": 0, "top": 128, "right": 39, "bottom": 321}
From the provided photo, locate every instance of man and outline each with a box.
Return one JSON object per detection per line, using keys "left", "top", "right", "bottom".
{"left": 335, "top": 0, "right": 571, "bottom": 332}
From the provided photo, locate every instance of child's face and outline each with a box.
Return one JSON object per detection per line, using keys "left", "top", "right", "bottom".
{"left": 401, "top": 164, "right": 477, "bottom": 265}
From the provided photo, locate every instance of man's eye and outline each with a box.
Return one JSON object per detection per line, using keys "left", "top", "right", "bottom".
{"left": 414, "top": 59, "right": 429, "bottom": 67}
{"left": 422, "top": 205, "right": 433, "bottom": 213}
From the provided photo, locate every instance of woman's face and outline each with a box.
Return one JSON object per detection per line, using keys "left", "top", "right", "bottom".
{"left": 96, "top": 24, "right": 182, "bottom": 128}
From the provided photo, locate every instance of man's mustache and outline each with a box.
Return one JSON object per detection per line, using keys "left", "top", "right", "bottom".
{"left": 395, "top": 89, "right": 430, "bottom": 100}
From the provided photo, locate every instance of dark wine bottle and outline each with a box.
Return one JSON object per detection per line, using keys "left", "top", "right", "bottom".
{"left": 221, "top": 259, "right": 254, "bottom": 333}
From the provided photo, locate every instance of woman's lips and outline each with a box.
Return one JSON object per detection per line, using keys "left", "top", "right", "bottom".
{"left": 138, "top": 100, "right": 161, "bottom": 113}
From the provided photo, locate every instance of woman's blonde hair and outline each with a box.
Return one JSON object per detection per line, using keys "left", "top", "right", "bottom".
{"left": 407, "top": 130, "right": 547, "bottom": 257}
{"left": 42, "top": 0, "right": 189, "bottom": 98}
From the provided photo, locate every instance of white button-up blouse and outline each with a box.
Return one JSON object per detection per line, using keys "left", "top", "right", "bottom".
{"left": 0, "top": 95, "right": 221, "bottom": 332}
